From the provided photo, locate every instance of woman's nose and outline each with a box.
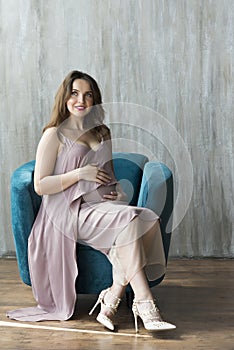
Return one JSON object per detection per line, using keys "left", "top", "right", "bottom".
{"left": 78, "top": 94, "right": 84, "bottom": 104}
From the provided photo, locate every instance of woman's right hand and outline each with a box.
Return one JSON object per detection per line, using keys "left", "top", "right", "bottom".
{"left": 77, "top": 164, "right": 112, "bottom": 185}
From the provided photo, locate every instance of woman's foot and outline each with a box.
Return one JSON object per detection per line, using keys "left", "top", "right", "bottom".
{"left": 132, "top": 299, "right": 176, "bottom": 332}
{"left": 89, "top": 288, "right": 121, "bottom": 331}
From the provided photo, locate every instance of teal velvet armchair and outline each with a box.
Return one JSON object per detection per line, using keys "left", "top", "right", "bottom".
{"left": 10, "top": 152, "right": 173, "bottom": 298}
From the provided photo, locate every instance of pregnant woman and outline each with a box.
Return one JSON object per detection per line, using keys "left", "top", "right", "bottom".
{"left": 7, "top": 70, "right": 176, "bottom": 333}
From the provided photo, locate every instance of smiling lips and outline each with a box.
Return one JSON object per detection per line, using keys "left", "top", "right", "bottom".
{"left": 75, "top": 106, "right": 86, "bottom": 111}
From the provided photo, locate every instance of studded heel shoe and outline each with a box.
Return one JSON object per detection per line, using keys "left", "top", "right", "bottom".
{"left": 132, "top": 299, "right": 176, "bottom": 332}
{"left": 89, "top": 288, "right": 121, "bottom": 331}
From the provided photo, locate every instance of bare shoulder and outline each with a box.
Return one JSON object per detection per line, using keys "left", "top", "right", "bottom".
{"left": 38, "top": 127, "right": 61, "bottom": 151}
{"left": 43, "top": 126, "right": 58, "bottom": 137}
{"left": 42, "top": 127, "right": 60, "bottom": 142}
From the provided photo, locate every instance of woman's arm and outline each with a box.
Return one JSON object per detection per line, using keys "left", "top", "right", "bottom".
{"left": 34, "top": 128, "right": 79, "bottom": 195}
{"left": 34, "top": 127, "right": 112, "bottom": 196}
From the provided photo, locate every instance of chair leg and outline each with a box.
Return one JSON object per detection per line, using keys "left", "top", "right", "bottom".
{"left": 126, "top": 290, "right": 134, "bottom": 309}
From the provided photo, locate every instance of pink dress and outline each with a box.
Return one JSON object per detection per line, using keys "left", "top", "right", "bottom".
{"left": 7, "top": 133, "right": 166, "bottom": 321}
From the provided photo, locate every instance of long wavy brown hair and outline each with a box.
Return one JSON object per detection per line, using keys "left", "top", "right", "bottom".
{"left": 43, "top": 70, "right": 109, "bottom": 140}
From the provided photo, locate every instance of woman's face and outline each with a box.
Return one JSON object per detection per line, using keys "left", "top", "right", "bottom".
{"left": 66, "top": 79, "right": 94, "bottom": 118}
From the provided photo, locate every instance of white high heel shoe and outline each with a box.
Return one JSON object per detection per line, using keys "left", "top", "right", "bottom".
{"left": 132, "top": 299, "right": 176, "bottom": 333}
{"left": 89, "top": 288, "right": 121, "bottom": 331}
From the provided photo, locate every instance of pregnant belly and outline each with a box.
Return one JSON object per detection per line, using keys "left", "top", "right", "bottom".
{"left": 82, "top": 184, "right": 117, "bottom": 203}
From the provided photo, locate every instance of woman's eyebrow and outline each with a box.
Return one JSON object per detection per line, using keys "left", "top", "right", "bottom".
{"left": 72, "top": 88, "right": 93, "bottom": 93}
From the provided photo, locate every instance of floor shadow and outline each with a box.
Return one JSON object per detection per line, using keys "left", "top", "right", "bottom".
{"left": 71, "top": 282, "right": 234, "bottom": 340}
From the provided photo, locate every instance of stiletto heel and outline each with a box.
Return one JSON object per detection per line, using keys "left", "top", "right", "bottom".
{"left": 89, "top": 297, "right": 101, "bottom": 315}
{"left": 132, "top": 299, "right": 176, "bottom": 333}
{"left": 132, "top": 307, "right": 139, "bottom": 333}
{"left": 89, "top": 288, "right": 121, "bottom": 331}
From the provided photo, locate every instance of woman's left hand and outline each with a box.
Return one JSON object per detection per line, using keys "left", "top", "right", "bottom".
{"left": 103, "top": 183, "right": 128, "bottom": 202}
{"left": 103, "top": 191, "right": 120, "bottom": 201}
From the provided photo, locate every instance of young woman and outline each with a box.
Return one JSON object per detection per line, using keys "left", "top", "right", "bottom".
{"left": 7, "top": 71, "right": 175, "bottom": 332}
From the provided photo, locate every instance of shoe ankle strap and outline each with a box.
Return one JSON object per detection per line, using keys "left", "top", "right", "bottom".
{"left": 102, "top": 288, "right": 121, "bottom": 311}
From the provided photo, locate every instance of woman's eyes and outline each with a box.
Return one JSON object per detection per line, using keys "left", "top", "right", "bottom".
{"left": 71, "top": 91, "right": 93, "bottom": 99}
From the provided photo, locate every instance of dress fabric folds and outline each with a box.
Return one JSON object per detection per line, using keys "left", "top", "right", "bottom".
{"left": 7, "top": 133, "right": 166, "bottom": 321}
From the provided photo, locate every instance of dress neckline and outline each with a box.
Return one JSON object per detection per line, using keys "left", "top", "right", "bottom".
{"left": 60, "top": 131, "right": 104, "bottom": 152}
{"left": 74, "top": 140, "right": 104, "bottom": 152}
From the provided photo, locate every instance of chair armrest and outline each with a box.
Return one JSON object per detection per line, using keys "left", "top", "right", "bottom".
{"left": 11, "top": 160, "right": 41, "bottom": 285}
{"left": 137, "top": 162, "right": 173, "bottom": 260}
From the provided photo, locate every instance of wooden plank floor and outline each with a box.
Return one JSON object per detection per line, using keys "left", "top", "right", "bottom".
{"left": 0, "top": 258, "right": 234, "bottom": 350}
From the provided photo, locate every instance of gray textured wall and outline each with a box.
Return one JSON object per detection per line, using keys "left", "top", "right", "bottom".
{"left": 0, "top": 0, "right": 233, "bottom": 257}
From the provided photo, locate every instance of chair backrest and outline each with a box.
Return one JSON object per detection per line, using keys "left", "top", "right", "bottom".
{"left": 112, "top": 152, "right": 148, "bottom": 205}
